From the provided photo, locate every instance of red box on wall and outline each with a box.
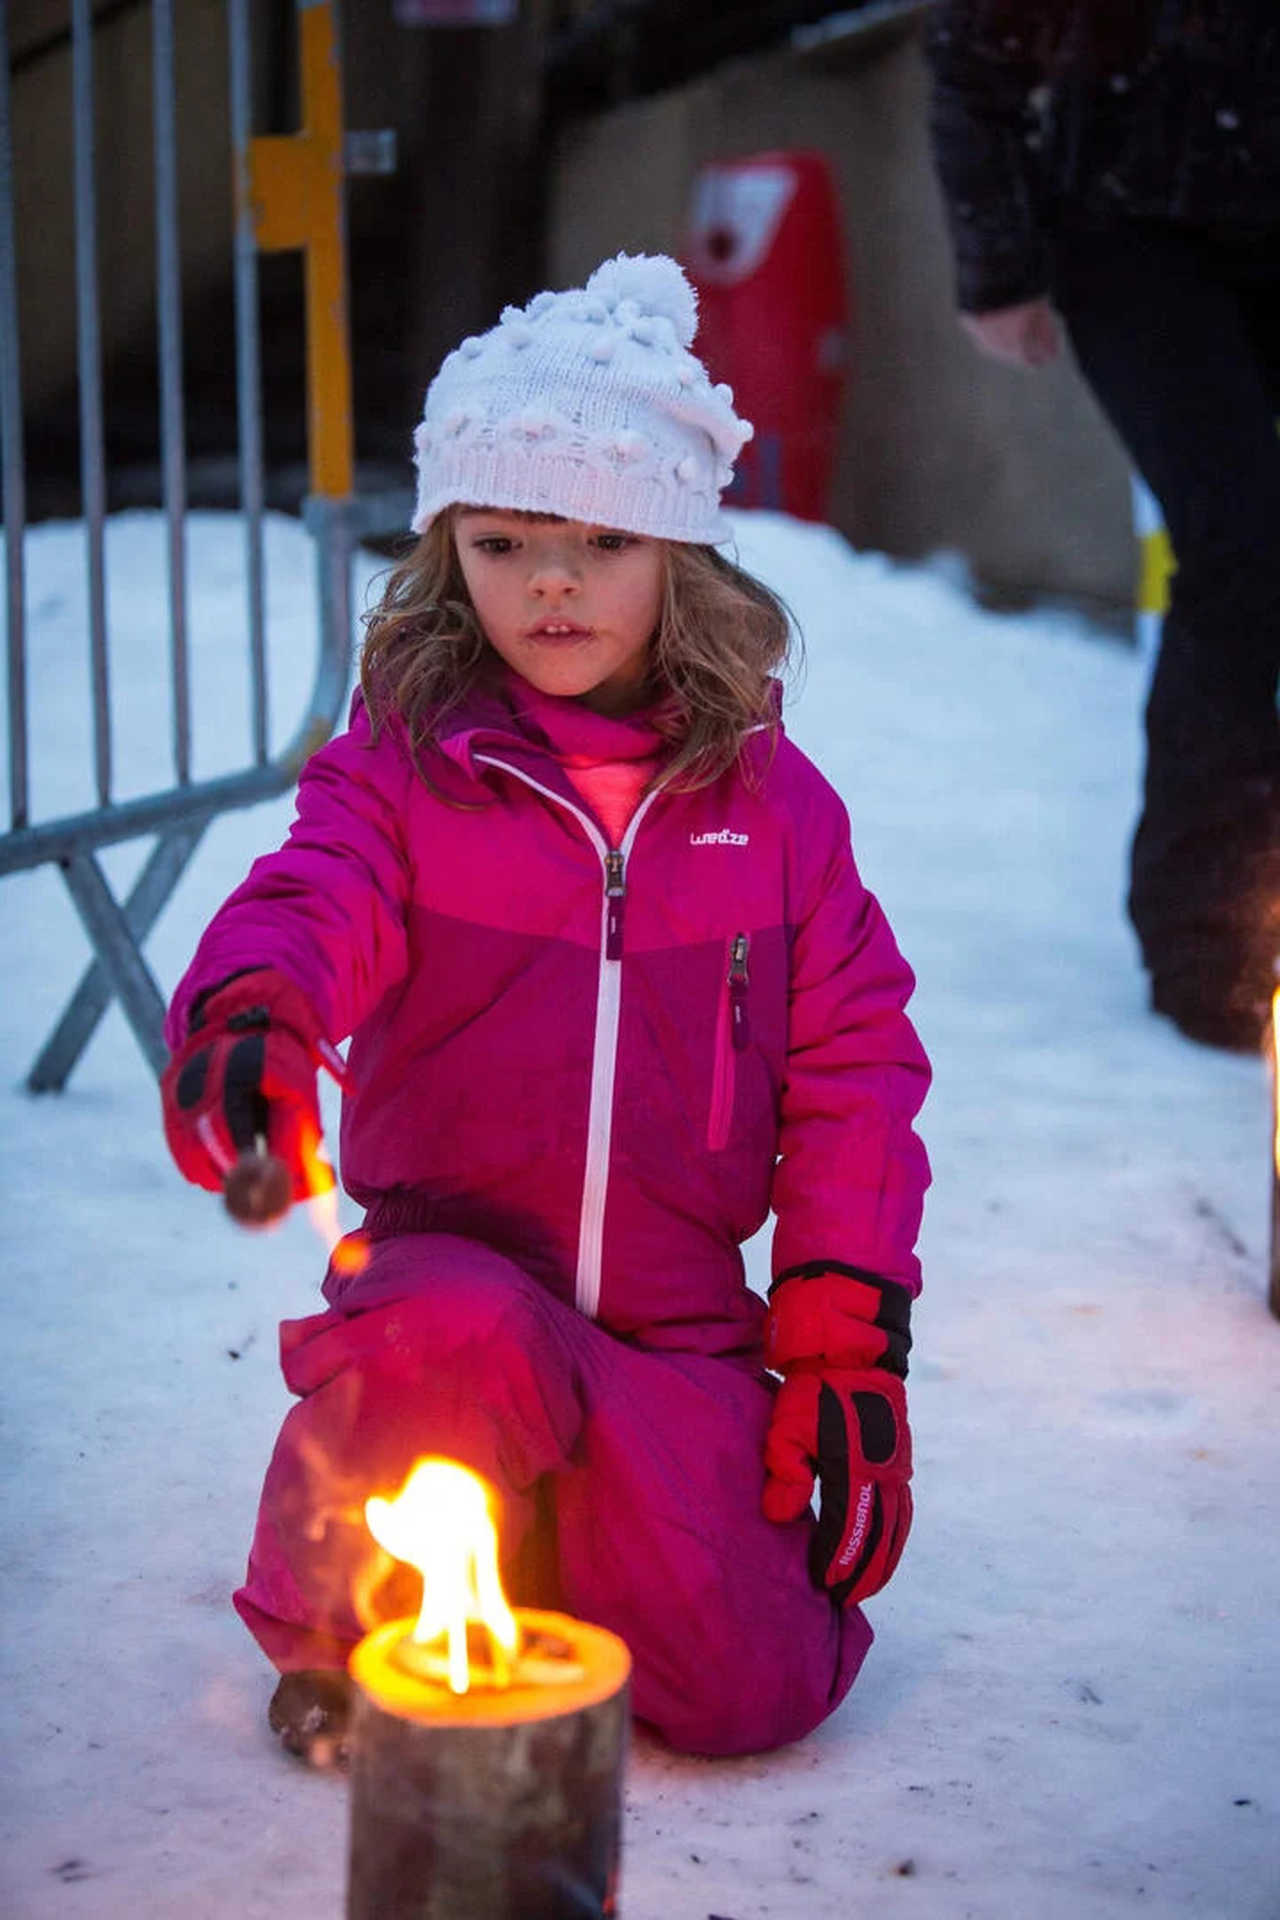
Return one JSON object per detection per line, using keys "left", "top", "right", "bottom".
{"left": 682, "top": 150, "right": 849, "bottom": 523}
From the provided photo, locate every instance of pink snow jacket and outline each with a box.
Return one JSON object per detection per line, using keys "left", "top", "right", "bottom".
{"left": 167, "top": 672, "right": 930, "bottom": 1358}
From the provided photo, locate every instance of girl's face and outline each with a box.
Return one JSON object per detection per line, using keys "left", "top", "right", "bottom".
{"left": 453, "top": 509, "right": 664, "bottom": 715}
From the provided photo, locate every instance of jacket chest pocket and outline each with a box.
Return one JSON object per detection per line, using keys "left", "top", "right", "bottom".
{"left": 707, "top": 932, "right": 750, "bottom": 1152}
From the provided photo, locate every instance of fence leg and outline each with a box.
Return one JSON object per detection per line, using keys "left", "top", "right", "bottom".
{"left": 47, "top": 848, "right": 178, "bottom": 1085}
{"left": 30, "top": 821, "right": 210, "bottom": 1090}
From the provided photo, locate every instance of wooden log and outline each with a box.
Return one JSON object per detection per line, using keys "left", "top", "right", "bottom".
{"left": 1269, "top": 1006, "right": 1280, "bottom": 1320}
{"left": 346, "top": 1610, "right": 630, "bottom": 1920}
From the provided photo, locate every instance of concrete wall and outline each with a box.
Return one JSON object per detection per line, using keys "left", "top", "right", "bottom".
{"left": 548, "top": 20, "right": 1135, "bottom": 615}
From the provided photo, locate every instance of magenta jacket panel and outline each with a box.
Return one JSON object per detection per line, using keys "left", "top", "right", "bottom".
{"left": 167, "top": 676, "right": 931, "bottom": 1355}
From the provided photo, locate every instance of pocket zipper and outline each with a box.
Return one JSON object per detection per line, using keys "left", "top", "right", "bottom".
{"left": 728, "top": 931, "right": 750, "bottom": 1052}
{"left": 708, "top": 932, "right": 750, "bottom": 1151}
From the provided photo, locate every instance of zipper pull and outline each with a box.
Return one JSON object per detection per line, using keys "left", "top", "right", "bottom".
{"left": 728, "top": 932, "right": 750, "bottom": 1050}
{"left": 605, "top": 850, "right": 626, "bottom": 960}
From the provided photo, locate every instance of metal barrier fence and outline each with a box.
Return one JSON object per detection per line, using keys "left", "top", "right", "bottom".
{"left": 0, "top": 0, "right": 405, "bottom": 1091}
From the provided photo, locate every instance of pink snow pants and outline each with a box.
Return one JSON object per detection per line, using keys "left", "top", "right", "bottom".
{"left": 234, "top": 1232, "right": 872, "bottom": 1756}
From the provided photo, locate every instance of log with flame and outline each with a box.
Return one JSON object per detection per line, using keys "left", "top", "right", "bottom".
{"left": 346, "top": 1458, "right": 630, "bottom": 1920}
{"left": 1271, "top": 989, "right": 1280, "bottom": 1319}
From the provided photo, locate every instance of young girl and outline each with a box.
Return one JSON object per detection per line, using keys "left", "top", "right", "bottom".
{"left": 161, "top": 253, "right": 930, "bottom": 1765}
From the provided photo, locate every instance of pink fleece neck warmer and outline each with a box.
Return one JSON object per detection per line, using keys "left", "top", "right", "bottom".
{"left": 500, "top": 671, "right": 667, "bottom": 846}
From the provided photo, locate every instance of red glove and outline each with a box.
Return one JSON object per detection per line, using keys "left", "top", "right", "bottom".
{"left": 161, "top": 968, "right": 335, "bottom": 1203}
{"left": 761, "top": 1267, "right": 914, "bottom": 1607}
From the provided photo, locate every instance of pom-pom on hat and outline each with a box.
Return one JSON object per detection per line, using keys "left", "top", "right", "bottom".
{"left": 411, "top": 253, "right": 753, "bottom": 546}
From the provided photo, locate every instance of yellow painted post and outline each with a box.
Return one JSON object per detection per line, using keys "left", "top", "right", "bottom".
{"left": 1131, "top": 475, "right": 1174, "bottom": 618}
{"left": 1137, "top": 525, "right": 1175, "bottom": 620}
{"left": 243, "top": 0, "right": 354, "bottom": 500}
{"left": 1130, "top": 474, "right": 1174, "bottom": 669}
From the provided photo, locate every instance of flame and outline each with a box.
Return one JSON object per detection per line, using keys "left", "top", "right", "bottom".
{"left": 365, "top": 1459, "right": 518, "bottom": 1695}
{"left": 303, "top": 1180, "right": 369, "bottom": 1276}
{"left": 329, "top": 1231, "right": 370, "bottom": 1278}
{"left": 296, "top": 1116, "right": 369, "bottom": 1276}
{"left": 305, "top": 1182, "right": 343, "bottom": 1251}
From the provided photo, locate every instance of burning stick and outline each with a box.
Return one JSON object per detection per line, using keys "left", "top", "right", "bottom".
{"left": 193, "top": 1112, "right": 293, "bottom": 1228}
{"left": 212, "top": 1120, "right": 370, "bottom": 1280}
{"left": 207, "top": 1039, "right": 352, "bottom": 1231}
{"left": 223, "top": 1137, "right": 293, "bottom": 1227}
{"left": 346, "top": 1460, "right": 631, "bottom": 1920}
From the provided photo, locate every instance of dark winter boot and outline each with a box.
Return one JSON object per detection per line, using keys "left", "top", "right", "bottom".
{"left": 1130, "top": 763, "right": 1280, "bottom": 1052}
{"left": 267, "top": 1669, "right": 354, "bottom": 1769}
{"left": 1149, "top": 963, "right": 1271, "bottom": 1051}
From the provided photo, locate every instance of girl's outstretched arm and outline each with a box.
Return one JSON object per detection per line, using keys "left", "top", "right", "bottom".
{"left": 166, "top": 695, "right": 414, "bottom": 1050}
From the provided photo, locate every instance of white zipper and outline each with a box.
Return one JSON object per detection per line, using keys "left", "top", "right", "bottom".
{"left": 474, "top": 752, "right": 662, "bottom": 1319}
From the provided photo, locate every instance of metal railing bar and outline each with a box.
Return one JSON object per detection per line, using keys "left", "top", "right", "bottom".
{"left": 152, "top": 0, "right": 191, "bottom": 785}
{"left": 0, "top": 487, "right": 410, "bottom": 883}
{"left": 228, "top": 0, "right": 269, "bottom": 766}
{"left": 305, "top": 493, "right": 357, "bottom": 745}
{"left": 70, "top": 0, "right": 111, "bottom": 807}
{"left": 1, "top": 0, "right": 380, "bottom": 1092}
{"left": 58, "top": 851, "right": 169, "bottom": 1078}
{"left": 0, "top": 5, "right": 30, "bottom": 833}
{"left": 28, "top": 817, "right": 210, "bottom": 1092}
{"left": 9, "top": 1, "right": 139, "bottom": 80}
{"left": 0, "top": 750, "right": 323, "bottom": 880}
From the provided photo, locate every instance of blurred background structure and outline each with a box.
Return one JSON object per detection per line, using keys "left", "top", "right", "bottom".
{"left": 6, "top": 0, "right": 1133, "bottom": 618}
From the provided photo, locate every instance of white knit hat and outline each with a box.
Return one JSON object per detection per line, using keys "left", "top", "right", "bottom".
{"left": 411, "top": 253, "right": 753, "bottom": 545}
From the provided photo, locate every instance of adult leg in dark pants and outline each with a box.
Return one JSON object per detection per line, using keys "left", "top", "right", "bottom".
{"left": 1054, "top": 218, "right": 1280, "bottom": 1047}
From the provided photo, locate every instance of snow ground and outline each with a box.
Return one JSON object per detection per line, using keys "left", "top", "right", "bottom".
{"left": 1, "top": 507, "right": 1277, "bottom": 1919}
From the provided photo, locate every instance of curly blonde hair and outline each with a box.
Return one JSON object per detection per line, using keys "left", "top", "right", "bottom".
{"left": 359, "top": 508, "right": 795, "bottom": 791}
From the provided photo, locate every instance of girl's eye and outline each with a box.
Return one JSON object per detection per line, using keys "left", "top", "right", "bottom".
{"left": 592, "top": 532, "right": 636, "bottom": 553}
{"left": 472, "top": 536, "right": 515, "bottom": 555}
